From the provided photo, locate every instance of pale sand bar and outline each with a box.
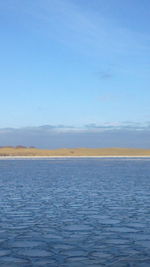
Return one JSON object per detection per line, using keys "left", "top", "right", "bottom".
{"left": 0, "top": 156, "right": 150, "bottom": 159}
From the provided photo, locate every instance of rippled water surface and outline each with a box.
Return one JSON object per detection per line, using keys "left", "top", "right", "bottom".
{"left": 0, "top": 158, "right": 150, "bottom": 266}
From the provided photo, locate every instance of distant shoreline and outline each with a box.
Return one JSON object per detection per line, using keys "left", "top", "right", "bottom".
{"left": 1, "top": 147, "right": 150, "bottom": 158}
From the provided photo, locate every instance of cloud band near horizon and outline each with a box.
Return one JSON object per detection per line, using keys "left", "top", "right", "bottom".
{"left": 0, "top": 122, "right": 150, "bottom": 149}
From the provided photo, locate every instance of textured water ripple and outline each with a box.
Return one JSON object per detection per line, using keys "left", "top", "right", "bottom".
{"left": 0, "top": 159, "right": 150, "bottom": 266}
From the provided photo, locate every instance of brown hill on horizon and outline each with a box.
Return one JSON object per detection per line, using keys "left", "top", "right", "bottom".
{"left": 0, "top": 147, "right": 150, "bottom": 156}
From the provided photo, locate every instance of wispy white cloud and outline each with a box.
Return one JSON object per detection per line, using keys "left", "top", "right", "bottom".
{"left": 37, "top": 0, "right": 149, "bottom": 56}
{"left": 2, "top": 0, "right": 150, "bottom": 59}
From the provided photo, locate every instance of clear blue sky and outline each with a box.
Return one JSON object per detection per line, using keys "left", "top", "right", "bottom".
{"left": 0, "top": 0, "right": 150, "bottom": 148}
{"left": 0, "top": 0, "right": 150, "bottom": 128}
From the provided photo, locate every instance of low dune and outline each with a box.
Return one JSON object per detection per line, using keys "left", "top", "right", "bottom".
{"left": 0, "top": 147, "right": 150, "bottom": 157}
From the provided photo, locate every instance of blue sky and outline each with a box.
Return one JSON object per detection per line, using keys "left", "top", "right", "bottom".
{"left": 0, "top": 0, "right": 150, "bottom": 147}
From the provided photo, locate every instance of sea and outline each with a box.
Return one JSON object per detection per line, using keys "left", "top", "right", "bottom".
{"left": 0, "top": 158, "right": 150, "bottom": 266}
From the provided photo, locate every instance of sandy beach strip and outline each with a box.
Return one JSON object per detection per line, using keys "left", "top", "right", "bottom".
{"left": 0, "top": 155, "right": 150, "bottom": 159}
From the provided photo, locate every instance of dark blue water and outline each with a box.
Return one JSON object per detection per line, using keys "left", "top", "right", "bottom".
{"left": 0, "top": 158, "right": 150, "bottom": 266}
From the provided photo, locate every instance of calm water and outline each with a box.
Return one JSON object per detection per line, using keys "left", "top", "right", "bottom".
{"left": 0, "top": 158, "right": 150, "bottom": 266}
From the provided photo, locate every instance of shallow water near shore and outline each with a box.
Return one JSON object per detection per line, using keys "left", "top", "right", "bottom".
{"left": 0, "top": 158, "right": 150, "bottom": 266}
